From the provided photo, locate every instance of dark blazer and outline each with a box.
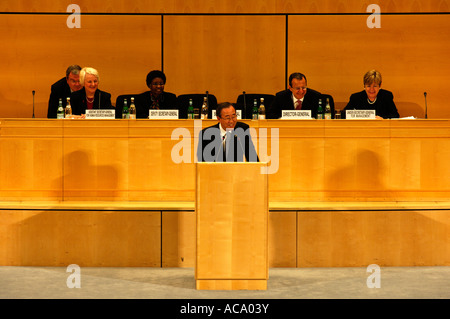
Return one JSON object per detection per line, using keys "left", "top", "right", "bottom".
{"left": 70, "top": 87, "right": 113, "bottom": 115}
{"left": 197, "top": 122, "right": 259, "bottom": 162}
{"left": 48, "top": 77, "right": 72, "bottom": 118}
{"left": 267, "top": 88, "right": 323, "bottom": 119}
{"left": 136, "top": 91, "right": 178, "bottom": 119}
{"left": 342, "top": 89, "right": 400, "bottom": 119}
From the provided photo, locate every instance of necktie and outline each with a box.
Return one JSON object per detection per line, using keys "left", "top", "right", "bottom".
{"left": 295, "top": 100, "right": 302, "bottom": 110}
{"left": 222, "top": 134, "right": 226, "bottom": 154}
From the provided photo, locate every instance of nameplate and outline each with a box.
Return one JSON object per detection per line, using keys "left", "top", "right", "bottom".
{"left": 212, "top": 109, "right": 242, "bottom": 119}
{"left": 346, "top": 110, "right": 376, "bottom": 119}
{"left": 85, "top": 109, "right": 115, "bottom": 119}
{"left": 149, "top": 109, "right": 179, "bottom": 119}
{"left": 282, "top": 110, "right": 312, "bottom": 119}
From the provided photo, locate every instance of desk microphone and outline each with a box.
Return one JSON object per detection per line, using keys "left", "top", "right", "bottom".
{"left": 242, "top": 91, "right": 247, "bottom": 119}
{"left": 32, "top": 90, "right": 35, "bottom": 118}
{"left": 424, "top": 92, "right": 428, "bottom": 119}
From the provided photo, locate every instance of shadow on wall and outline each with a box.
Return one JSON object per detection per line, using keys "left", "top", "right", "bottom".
{"left": 396, "top": 102, "right": 425, "bottom": 119}
{"left": 325, "top": 149, "right": 385, "bottom": 200}
{"left": 61, "top": 150, "right": 121, "bottom": 200}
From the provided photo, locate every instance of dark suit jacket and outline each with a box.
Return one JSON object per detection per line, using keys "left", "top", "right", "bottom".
{"left": 342, "top": 89, "right": 400, "bottom": 119}
{"left": 48, "top": 77, "right": 72, "bottom": 118}
{"left": 197, "top": 122, "right": 259, "bottom": 162}
{"left": 136, "top": 91, "right": 178, "bottom": 119}
{"left": 70, "top": 87, "right": 113, "bottom": 115}
{"left": 267, "top": 88, "right": 323, "bottom": 119}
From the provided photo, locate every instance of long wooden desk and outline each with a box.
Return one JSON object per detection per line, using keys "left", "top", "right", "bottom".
{"left": 1, "top": 118, "right": 450, "bottom": 202}
{"left": 0, "top": 119, "right": 449, "bottom": 267}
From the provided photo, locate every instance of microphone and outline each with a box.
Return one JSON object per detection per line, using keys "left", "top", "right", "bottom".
{"left": 206, "top": 90, "right": 209, "bottom": 116}
{"left": 242, "top": 91, "right": 247, "bottom": 119}
{"left": 32, "top": 90, "right": 35, "bottom": 118}
{"left": 424, "top": 92, "right": 428, "bottom": 119}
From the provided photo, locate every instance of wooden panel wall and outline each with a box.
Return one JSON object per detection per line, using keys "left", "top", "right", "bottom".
{"left": 0, "top": 2, "right": 449, "bottom": 118}
{"left": 163, "top": 15, "right": 286, "bottom": 103}
{"left": 297, "top": 210, "right": 450, "bottom": 267}
{"left": 288, "top": 14, "right": 450, "bottom": 118}
{"left": 1, "top": 0, "right": 449, "bottom": 13}
{"left": 2, "top": 208, "right": 447, "bottom": 267}
{"left": 0, "top": 14, "right": 161, "bottom": 118}
{"left": 0, "top": 210, "right": 161, "bottom": 266}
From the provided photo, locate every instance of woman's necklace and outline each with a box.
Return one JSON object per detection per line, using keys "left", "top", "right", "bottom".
{"left": 367, "top": 97, "right": 377, "bottom": 105}
{"left": 86, "top": 96, "right": 94, "bottom": 103}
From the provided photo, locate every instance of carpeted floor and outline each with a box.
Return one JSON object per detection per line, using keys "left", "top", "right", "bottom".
{"left": 1, "top": 266, "right": 448, "bottom": 299}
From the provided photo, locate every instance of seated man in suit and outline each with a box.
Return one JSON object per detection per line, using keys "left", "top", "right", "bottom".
{"left": 47, "top": 65, "right": 82, "bottom": 118}
{"left": 136, "top": 70, "right": 178, "bottom": 119}
{"left": 197, "top": 102, "right": 259, "bottom": 162}
{"left": 267, "top": 72, "right": 323, "bottom": 119}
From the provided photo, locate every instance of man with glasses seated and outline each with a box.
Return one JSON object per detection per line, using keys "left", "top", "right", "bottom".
{"left": 197, "top": 102, "right": 259, "bottom": 162}
{"left": 267, "top": 72, "right": 322, "bottom": 119}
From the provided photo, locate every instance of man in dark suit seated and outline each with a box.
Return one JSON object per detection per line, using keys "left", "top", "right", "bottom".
{"left": 197, "top": 102, "right": 259, "bottom": 162}
{"left": 267, "top": 72, "right": 322, "bottom": 119}
{"left": 47, "top": 65, "right": 82, "bottom": 118}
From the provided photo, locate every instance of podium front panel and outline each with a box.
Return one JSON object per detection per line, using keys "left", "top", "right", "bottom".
{"left": 195, "top": 162, "right": 268, "bottom": 289}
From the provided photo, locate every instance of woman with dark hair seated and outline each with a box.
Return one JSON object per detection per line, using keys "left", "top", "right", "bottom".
{"left": 136, "top": 70, "right": 178, "bottom": 119}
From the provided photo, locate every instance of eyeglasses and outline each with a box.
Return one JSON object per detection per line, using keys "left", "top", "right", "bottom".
{"left": 292, "top": 87, "right": 307, "bottom": 91}
{"left": 221, "top": 115, "right": 237, "bottom": 121}
{"left": 151, "top": 82, "right": 165, "bottom": 86}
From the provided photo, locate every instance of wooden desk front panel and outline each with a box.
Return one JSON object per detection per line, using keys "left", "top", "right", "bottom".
{"left": 0, "top": 119, "right": 63, "bottom": 200}
{"left": 264, "top": 120, "right": 450, "bottom": 201}
{"left": 1, "top": 119, "right": 450, "bottom": 202}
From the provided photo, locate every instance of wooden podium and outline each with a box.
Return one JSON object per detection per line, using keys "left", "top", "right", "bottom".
{"left": 195, "top": 162, "right": 268, "bottom": 290}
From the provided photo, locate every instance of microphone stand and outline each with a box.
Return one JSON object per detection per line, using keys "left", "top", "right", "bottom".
{"left": 243, "top": 91, "right": 247, "bottom": 119}
{"left": 32, "top": 90, "right": 35, "bottom": 118}
{"left": 424, "top": 92, "right": 428, "bottom": 119}
{"left": 206, "top": 90, "right": 209, "bottom": 118}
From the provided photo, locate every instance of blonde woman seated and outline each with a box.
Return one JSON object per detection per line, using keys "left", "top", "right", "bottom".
{"left": 71, "top": 67, "right": 113, "bottom": 116}
{"left": 342, "top": 70, "right": 399, "bottom": 119}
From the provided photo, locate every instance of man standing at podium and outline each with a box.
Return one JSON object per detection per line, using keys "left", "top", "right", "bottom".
{"left": 197, "top": 102, "right": 259, "bottom": 162}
